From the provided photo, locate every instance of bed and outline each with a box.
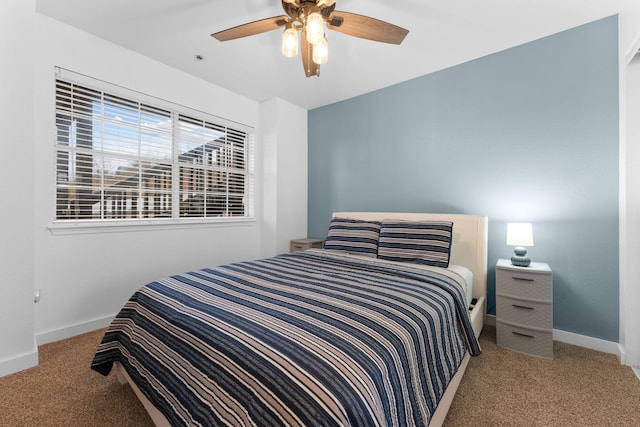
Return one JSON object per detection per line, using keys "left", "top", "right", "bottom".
{"left": 91, "top": 212, "right": 488, "bottom": 426}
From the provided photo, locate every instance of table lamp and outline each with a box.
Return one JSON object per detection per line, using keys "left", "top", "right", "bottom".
{"left": 507, "top": 222, "right": 534, "bottom": 267}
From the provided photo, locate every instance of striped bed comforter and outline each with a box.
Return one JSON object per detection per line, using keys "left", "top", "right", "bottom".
{"left": 91, "top": 250, "right": 481, "bottom": 427}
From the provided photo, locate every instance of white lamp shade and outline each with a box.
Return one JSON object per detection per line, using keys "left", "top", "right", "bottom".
{"left": 506, "top": 223, "right": 534, "bottom": 247}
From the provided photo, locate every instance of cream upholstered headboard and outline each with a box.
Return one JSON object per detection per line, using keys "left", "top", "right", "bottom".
{"left": 331, "top": 212, "right": 488, "bottom": 301}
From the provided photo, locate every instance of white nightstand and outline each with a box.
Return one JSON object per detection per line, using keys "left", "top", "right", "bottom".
{"left": 290, "top": 238, "right": 324, "bottom": 253}
{"left": 495, "top": 259, "right": 553, "bottom": 359}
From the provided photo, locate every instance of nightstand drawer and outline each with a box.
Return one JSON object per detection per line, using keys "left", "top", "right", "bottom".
{"left": 290, "top": 238, "right": 324, "bottom": 252}
{"left": 496, "top": 295, "right": 552, "bottom": 329}
{"left": 497, "top": 272, "right": 552, "bottom": 301}
{"left": 496, "top": 320, "right": 553, "bottom": 359}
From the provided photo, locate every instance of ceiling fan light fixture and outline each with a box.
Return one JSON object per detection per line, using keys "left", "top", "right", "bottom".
{"left": 282, "top": 24, "right": 299, "bottom": 58}
{"left": 212, "top": 0, "right": 409, "bottom": 77}
{"left": 312, "top": 35, "right": 328, "bottom": 65}
{"left": 305, "top": 11, "right": 325, "bottom": 45}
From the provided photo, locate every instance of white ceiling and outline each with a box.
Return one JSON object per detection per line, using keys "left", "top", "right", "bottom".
{"left": 36, "top": 0, "right": 620, "bottom": 110}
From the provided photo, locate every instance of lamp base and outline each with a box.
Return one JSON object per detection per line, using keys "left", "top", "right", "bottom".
{"left": 511, "top": 246, "right": 531, "bottom": 267}
{"left": 511, "top": 255, "right": 531, "bottom": 267}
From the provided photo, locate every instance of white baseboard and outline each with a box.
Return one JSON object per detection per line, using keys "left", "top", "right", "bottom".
{"left": 1, "top": 316, "right": 114, "bottom": 378}
{"left": 553, "top": 328, "right": 620, "bottom": 356}
{"left": 485, "top": 314, "right": 620, "bottom": 356}
{"left": 36, "top": 314, "right": 115, "bottom": 346}
{"left": 0, "top": 339, "right": 39, "bottom": 378}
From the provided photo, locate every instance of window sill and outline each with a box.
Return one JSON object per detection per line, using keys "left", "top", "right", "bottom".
{"left": 47, "top": 217, "right": 256, "bottom": 235}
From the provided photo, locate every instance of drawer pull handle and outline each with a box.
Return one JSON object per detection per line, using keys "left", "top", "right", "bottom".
{"left": 512, "top": 276, "right": 534, "bottom": 282}
{"left": 512, "top": 304, "right": 534, "bottom": 310}
{"left": 512, "top": 331, "right": 535, "bottom": 339}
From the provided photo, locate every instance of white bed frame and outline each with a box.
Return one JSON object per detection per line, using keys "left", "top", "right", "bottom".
{"left": 116, "top": 212, "right": 488, "bottom": 427}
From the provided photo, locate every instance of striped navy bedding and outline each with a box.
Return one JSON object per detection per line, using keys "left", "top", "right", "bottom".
{"left": 378, "top": 220, "right": 454, "bottom": 268}
{"left": 324, "top": 217, "right": 382, "bottom": 257}
{"left": 91, "top": 250, "right": 481, "bottom": 427}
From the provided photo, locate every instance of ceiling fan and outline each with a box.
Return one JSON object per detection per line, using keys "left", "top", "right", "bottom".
{"left": 211, "top": 0, "right": 409, "bottom": 77}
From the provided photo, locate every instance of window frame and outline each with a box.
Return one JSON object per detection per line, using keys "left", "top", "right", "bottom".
{"left": 49, "top": 68, "right": 255, "bottom": 233}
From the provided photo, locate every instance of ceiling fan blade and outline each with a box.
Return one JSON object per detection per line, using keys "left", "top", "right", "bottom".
{"left": 327, "top": 11, "right": 409, "bottom": 45}
{"left": 301, "top": 30, "right": 320, "bottom": 77}
{"left": 212, "top": 15, "right": 289, "bottom": 42}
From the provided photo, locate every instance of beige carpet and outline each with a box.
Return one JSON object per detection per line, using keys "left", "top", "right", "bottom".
{"left": 0, "top": 325, "right": 638, "bottom": 426}
{"left": 0, "top": 330, "right": 153, "bottom": 427}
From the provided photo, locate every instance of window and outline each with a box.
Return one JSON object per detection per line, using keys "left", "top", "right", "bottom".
{"left": 54, "top": 71, "right": 253, "bottom": 225}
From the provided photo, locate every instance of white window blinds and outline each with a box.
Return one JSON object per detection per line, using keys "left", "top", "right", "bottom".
{"left": 54, "top": 71, "right": 253, "bottom": 223}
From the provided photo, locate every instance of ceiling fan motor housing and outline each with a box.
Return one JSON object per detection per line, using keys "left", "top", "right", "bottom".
{"left": 283, "top": 0, "right": 336, "bottom": 24}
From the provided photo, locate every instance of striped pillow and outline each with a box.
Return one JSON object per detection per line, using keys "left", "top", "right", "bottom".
{"left": 324, "top": 218, "right": 382, "bottom": 258}
{"left": 378, "top": 220, "right": 453, "bottom": 267}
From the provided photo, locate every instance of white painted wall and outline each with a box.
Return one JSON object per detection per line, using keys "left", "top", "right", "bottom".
{"left": 261, "top": 98, "right": 308, "bottom": 257}
{"left": 0, "top": 0, "right": 38, "bottom": 376}
{"left": 32, "top": 14, "right": 262, "bottom": 344}
{"left": 619, "top": 2, "right": 640, "bottom": 372}
{"left": 0, "top": 10, "right": 309, "bottom": 377}
{"left": 29, "top": 15, "right": 308, "bottom": 346}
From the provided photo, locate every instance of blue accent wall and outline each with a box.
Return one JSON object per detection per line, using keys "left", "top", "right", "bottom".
{"left": 308, "top": 16, "right": 619, "bottom": 341}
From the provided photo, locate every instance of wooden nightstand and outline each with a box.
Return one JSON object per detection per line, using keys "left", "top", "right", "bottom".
{"left": 290, "top": 238, "right": 324, "bottom": 253}
{"left": 495, "top": 259, "right": 553, "bottom": 359}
